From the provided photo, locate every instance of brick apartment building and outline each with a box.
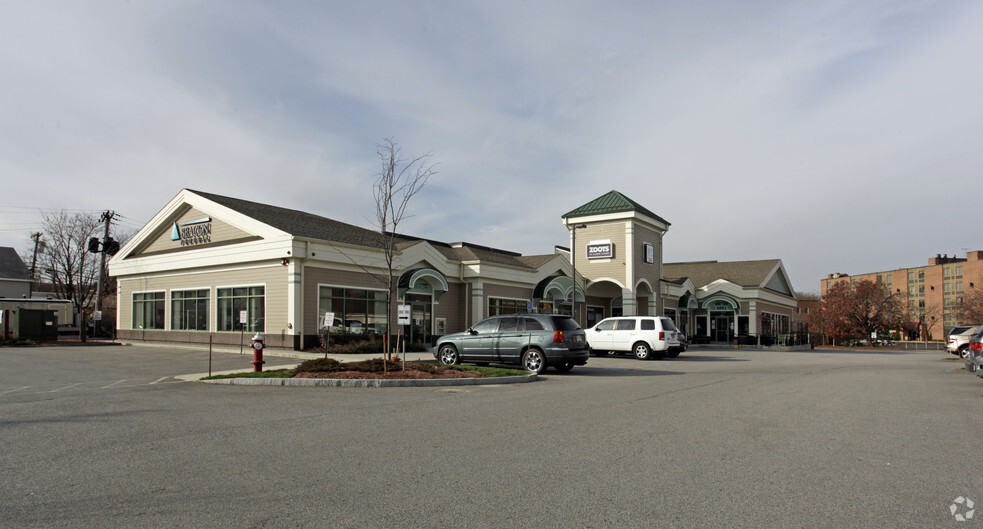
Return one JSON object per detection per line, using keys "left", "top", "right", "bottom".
{"left": 820, "top": 250, "right": 983, "bottom": 340}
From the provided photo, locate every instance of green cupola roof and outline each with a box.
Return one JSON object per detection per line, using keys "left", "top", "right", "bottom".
{"left": 562, "top": 190, "right": 670, "bottom": 226}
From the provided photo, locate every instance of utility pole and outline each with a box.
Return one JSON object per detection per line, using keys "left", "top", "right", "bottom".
{"left": 29, "top": 232, "right": 43, "bottom": 298}
{"left": 94, "top": 211, "right": 115, "bottom": 337}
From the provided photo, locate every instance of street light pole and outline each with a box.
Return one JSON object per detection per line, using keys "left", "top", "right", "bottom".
{"left": 569, "top": 223, "right": 587, "bottom": 323}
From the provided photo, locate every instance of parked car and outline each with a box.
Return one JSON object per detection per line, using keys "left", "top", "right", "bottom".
{"left": 947, "top": 325, "right": 980, "bottom": 358}
{"left": 585, "top": 316, "right": 681, "bottom": 360}
{"left": 965, "top": 326, "right": 983, "bottom": 375}
{"left": 433, "top": 314, "right": 590, "bottom": 374}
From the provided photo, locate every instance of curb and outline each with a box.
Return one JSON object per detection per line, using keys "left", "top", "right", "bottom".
{"left": 200, "top": 374, "right": 537, "bottom": 388}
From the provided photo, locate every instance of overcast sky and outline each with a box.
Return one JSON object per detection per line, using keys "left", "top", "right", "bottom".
{"left": 2, "top": 0, "right": 981, "bottom": 294}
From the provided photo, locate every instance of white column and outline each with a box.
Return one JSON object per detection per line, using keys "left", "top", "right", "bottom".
{"left": 471, "top": 281, "right": 484, "bottom": 325}
{"left": 621, "top": 287, "right": 637, "bottom": 316}
{"left": 287, "top": 259, "right": 303, "bottom": 349}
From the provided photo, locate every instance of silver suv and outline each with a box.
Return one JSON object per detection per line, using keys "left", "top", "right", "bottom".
{"left": 947, "top": 325, "right": 980, "bottom": 358}
{"left": 434, "top": 314, "right": 590, "bottom": 374}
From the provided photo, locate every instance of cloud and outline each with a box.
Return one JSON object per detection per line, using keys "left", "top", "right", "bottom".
{"left": 1, "top": 0, "right": 980, "bottom": 294}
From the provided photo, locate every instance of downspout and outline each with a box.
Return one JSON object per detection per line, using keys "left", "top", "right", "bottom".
{"left": 461, "top": 262, "right": 469, "bottom": 329}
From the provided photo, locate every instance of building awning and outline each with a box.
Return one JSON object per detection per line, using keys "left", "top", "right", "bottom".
{"left": 679, "top": 294, "right": 699, "bottom": 311}
{"left": 532, "top": 275, "right": 583, "bottom": 304}
{"left": 397, "top": 268, "right": 449, "bottom": 301}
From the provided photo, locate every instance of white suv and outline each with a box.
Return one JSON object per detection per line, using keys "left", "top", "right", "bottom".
{"left": 585, "top": 316, "right": 681, "bottom": 360}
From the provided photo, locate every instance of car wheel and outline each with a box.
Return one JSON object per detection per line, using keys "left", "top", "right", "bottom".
{"left": 959, "top": 346, "right": 969, "bottom": 358}
{"left": 633, "top": 342, "right": 651, "bottom": 360}
{"left": 438, "top": 344, "right": 460, "bottom": 366}
{"left": 554, "top": 361, "right": 575, "bottom": 373}
{"left": 522, "top": 348, "right": 547, "bottom": 374}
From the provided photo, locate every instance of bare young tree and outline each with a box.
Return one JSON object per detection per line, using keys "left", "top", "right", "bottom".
{"left": 373, "top": 138, "right": 436, "bottom": 359}
{"left": 957, "top": 290, "right": 983, "bottom": 324}
{"left": 35, "top": 210, "right": 102, "bottom": 336}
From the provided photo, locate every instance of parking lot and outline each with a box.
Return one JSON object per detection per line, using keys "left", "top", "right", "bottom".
{"left": 1, "top": 344, "right": 981, "bottom": 528}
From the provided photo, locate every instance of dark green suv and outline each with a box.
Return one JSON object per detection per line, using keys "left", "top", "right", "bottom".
{"left": 433, "top": 314, "right": 590, "bottom": 374}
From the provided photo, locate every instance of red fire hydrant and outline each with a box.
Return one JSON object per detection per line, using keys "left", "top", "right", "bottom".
{"left": 251, "top": 333, "right": 265, "bottom": 372}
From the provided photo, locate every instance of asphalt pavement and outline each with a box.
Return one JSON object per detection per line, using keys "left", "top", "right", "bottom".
{"left": 1, "top": 343, "right": 980, "bottom": 528}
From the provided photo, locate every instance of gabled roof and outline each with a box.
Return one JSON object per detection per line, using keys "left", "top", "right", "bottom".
{"left": 663, "top": 259, "right": 788, "bottom": 294}
{"left": 189, "top": 190, "right": 405, "bottom": 249}
{"left": 0, "top": 247, "right": 31, "bottom": 281}
{"left": 562, "top": 190, "right": 670, "bottom": 226}
{"left": 187, "top": 190, "right": 543, "bottom": 270}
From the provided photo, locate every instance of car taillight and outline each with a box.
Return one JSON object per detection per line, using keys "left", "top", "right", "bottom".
{"left": 972, "top": 342, "right": 983, "bottom": 351}
{"left": 659, "top": 331, "right": 665, "bottom": 340}
{"left": 554, "top": 330, "right": 564, "bottom": 343}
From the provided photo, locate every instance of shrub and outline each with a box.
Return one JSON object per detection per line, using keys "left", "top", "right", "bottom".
{"left": 293, "top": 357, "right": 406, "bottom": 374}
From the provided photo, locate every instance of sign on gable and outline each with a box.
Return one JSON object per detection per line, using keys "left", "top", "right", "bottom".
{"left": 170, "top": 217, "right": 212, "bottom": 247}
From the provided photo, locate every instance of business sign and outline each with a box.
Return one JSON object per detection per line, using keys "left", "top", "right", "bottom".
{"left": 708, "top": 301, "right": 734, "bottom": 312}
{"left": 397, "top": 304, "right": 411, "bottom": 325}
{"left": 170, "top": 217, "right": 212, "bottom": 246}
{"left": 586, "top": 242, "right": 614, "bottom": 259}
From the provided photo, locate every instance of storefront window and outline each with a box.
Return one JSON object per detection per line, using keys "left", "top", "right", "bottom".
{"left": 133, "top": 292, "right": 165, "bottom": 330}
{"left": 586, "top": 306, "right": 603, "bottom": 328}
{"left": 171, "top": 289, "right": 209, "bottom": 331}
{"left": 217, "top": 286, "right": 265, "bottom": 332}
{"left": 489, "top": 298, "right": 528, "bottom": 316}
{"left": 318, "top": 287, "right": 387, "bottom": 334}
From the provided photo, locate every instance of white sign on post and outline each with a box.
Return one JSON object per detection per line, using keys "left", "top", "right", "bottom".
{"left": 323, "top": 311, "right": 335, "bottom": 328}
{"left": 239, "top": 310, "right": 248, "bottom": 325}
{"left": 397, "top": 304, "right": 411, "bottom": 325}
{"left": 93, "top": 311, "right": 102, "bottom": 321}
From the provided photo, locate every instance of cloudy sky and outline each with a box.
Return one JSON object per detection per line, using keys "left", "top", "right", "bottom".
{"left": 2, "top": 0, "right": 981, "bottom": 294}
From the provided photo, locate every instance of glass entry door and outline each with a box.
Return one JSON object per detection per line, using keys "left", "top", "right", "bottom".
{"left": 711, "top": 311, "right": 734, "bottom": 342}
{"left": 406, "top": 294, "right": 432, "bottom": 346}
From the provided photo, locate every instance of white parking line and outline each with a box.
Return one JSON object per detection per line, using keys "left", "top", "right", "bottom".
{"left": 0, "top": 386, "right": 30, "bottom": 396}
{"left": 149, "top": 376, "right": 171, "bottom": 385}
{"left": 101, "top": 380, "right": 129, "bottom": 389}
{"left": 49, "top": 383, "right": 82, "bottom": 393}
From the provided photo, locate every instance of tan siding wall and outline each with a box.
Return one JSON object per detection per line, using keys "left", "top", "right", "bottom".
{"left": 118, "top": 264, "right": 289, "bottom": 345}
{"left": 578, "top": 222, "right": 627, "bottom": 284}
{"left": 632, "top": 224, "right": 662, "bottom": 286}
{"left": 302, "top": 266, "right": 392, "bottom": 334}
{"left": 435, "top": 282, "right": 467, "bottom": 334}
{"left": 756, "top": 300, "right": 793, "bottom": 317}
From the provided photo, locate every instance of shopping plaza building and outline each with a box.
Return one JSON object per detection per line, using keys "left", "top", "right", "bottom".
{"left": 109, "top": 189, "right": 798, "bottom": 349}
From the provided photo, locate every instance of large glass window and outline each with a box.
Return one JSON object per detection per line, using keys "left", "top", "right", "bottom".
{"left": 133, "top": 291, "right": 165, "bottom": 330}
{"left": 318, "top": 287, "right": 387, "bottom": 334}
{"left": 217, "top": 286, "right": 265, "bottom": 332}
{"left": 171, "top": 289, "right": 209, "bottom": 331}
{"left": 489, "top": 298, "right": 528, "bottom": 316}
